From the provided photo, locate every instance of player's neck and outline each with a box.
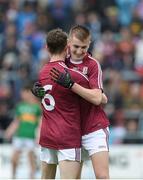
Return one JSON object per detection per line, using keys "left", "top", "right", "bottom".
{"left": 50, "top": 54, "right": 65, "bottom": 62}
{"left": 70, "top": 58, "right": 83, "bottom": 64}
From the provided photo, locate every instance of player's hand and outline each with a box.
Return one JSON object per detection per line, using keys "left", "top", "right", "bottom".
{"left": 31, "top": 82, "right": 45, "bottom": 98}
{"left": 50, "top": 68, "right": 74, "bottom": 89}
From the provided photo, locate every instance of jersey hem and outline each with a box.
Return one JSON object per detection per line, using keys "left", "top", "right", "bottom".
{"left": 39, "top": 142, "right": 81, "bottom": 150}
{"left": 82, "top": 124, "right": 110, "bottom": 136}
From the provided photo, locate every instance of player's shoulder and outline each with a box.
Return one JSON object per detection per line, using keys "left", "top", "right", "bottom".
{"left": 39, "top": 62, "right": 64, "bottom": 73}
{"left": 17, "top": 101, "right": 24, "bottom": 106}
{"left": 58, "top": 61, "right": 68, "bottom": 69}
{"left": 39, "top": 63, "right": 49, "bottom": 74}
{"left": 15, "top": 101, "right": 24, "bottom": 110}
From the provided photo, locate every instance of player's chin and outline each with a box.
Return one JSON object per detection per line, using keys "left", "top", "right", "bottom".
{"left": 75, "top": 55, "right": 85, "bottom": 60}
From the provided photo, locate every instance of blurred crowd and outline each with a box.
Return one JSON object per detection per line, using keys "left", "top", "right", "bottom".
{"left": 0, "top": 0, "right": 143, "bottom": 144}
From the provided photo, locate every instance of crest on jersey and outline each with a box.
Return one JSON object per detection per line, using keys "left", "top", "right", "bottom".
{"left": 82, "top": 66, "right": 88, "bottom": 75}
{"left": 73, "top": 67, "right": 78, "bottom": 71}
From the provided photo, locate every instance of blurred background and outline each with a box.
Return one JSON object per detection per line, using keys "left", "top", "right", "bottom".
{"left": 0, "top": 0, "right": 143, "bottom": 179}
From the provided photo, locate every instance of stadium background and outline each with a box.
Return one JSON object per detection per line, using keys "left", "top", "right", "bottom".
{"left": 0, "top": 0, "right": 143, "bottom": 178}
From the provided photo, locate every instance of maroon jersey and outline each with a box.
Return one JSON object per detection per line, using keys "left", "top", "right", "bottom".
{"left": 38, "top": 60, "right": 89, "bottom": 149}
{"left": 66, "top": 54, "right": 110, "bottom": 135}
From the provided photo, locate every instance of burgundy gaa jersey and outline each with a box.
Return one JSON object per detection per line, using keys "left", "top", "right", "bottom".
{"left": 66, "top": 54, "right": 110, "bottom": 135}
{"left": 38, "top": 60, "right": 89, "bottom": 149}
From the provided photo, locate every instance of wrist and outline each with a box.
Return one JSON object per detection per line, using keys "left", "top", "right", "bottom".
{"left": 69, "top": 81, "right": 74, "bottom": 89}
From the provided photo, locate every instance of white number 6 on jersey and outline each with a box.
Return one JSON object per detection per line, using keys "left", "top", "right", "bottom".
{"left": 42, "top": 85, "right": 55, "bottom": 111}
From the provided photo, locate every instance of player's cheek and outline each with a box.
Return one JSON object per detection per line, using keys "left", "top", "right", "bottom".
{"left": 72, "top": 49, "right": 77, "bottom": 55}
{"left": 82, "top": 49, "right": 86, "bottom": 55}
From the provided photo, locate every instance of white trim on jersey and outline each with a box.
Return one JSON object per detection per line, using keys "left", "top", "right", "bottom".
{"left": 88, "top": 56, "right": 103, "bottom": 89}
{"left": 70, "top": 59, "right": 83, "bottom": 64}
{"left": 97, "top": 61, "right": 103, "bottom": 89}
{"left": 59, "top": 62, "right": 89, "bottom": 81}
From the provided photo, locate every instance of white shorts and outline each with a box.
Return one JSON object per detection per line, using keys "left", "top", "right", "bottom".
{"left": 40, "top": 147, "right": 81, "bottom": 164}
{"left": 82, "top": 127, "right": 109, "bottom": 157}
{"left": 12, "top": 137, "right": 36, "bottom": 151}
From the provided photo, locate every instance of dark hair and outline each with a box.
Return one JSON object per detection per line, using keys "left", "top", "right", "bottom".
{"left": 46, "top": 28, "right": 67, "bottom": 54}
{"left": 69, "top": 25, "right": 91, "bottom": 41}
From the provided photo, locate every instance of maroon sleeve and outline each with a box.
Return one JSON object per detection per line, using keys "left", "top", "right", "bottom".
{"left": 88, "top": 59, "right": 103, "bottom": 90}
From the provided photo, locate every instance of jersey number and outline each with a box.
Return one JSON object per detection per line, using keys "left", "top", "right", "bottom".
{"left": 42, "top": 85, "right": 55, "bottom": 111}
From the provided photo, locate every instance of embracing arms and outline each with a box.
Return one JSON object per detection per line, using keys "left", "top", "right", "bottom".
{"left": 31, "top": 68, "right": 107, "bottom": 105}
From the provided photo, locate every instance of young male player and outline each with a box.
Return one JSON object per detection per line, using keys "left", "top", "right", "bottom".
{"left": 50, "top": 25, "right": 110, "bottom": 179}
{"left": 34, "top": 28, "right": 94, "bottom": 179}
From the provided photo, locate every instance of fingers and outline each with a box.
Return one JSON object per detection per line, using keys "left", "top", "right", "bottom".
{"left": 50, "top": 68, "right": 60, "bottom": 82}
{"left": 51, "top": 67, "right": 60, "bottom": 75}
{"left": 50, "top": 71, "right": 59, "bottom": 80}
{"left": 39, "top": 88, "right": 45, "bottom": 91}
{"left": 50, "top": 72, "right": 58, "bottom": 82}
{"left": 50, "top": 70, "right": 59, "bottom": 77}
{"left": 49, "top": 67, "right": 67, "bottom": 83}
{"left": 34, "top": 82, "right": 41, "bottom": 87}
{"left": 64, "top": 68, "right": 68, "bottom": 73}
{"left": 51, "top": 76, "right": 57, "bottom": 82}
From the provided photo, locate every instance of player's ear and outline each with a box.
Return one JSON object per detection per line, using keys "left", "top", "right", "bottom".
{"left": 87, "top": 39, "right": 91, "bottom": 50}
{"left": 67, "top": 37, "right": 71, "bottom": 45}
{"left": 64, "top": 45, "right": 68, "bottom": 56}
{"left": 89, "top": 37, "right": 92, "bottom": 46}
{"left": 46, "top": 46, "right": 52, "bottom": 56}
{"left": 64, "top": 45, "right": 68, "bottom": 51}
{"left": 46, "top": 45, "right": 49, "bottom": 51}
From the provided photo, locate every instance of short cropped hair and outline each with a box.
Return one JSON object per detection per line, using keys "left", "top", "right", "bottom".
{"left": 46, "top": 28, "right": 67, "bottom": 54}
{"left": 69, "top": 25, "right": 91, "bottom": 41}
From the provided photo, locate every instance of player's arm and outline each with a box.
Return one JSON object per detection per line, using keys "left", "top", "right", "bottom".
{"left": 71, "top": 83, "right": 104, "bottom": 105}
{"left": 72, "top": 84, "right": 108, "bottom": 105}
{"left": 102, "top": 93, "right": 108, "bottom": 104}
{"left": 50, "top": 68, "right": 107, "bottom": 105}
{"left": 4, "top": 118, "right": 19, "bottom": 140}
{"left": 35, "top": 116, "right": 42, "bottom": 143}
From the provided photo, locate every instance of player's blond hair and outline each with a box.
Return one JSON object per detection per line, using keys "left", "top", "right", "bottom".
{"left": 69, "top": 25, "right": 91, "bottom": 41}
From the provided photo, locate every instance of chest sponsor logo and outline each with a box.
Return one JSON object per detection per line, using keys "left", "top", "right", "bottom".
{"left": 82, "top": 67, "right": 88, "bottom": 75}
{"left": 73, "top": 67, "right": 78, "bottom": 71}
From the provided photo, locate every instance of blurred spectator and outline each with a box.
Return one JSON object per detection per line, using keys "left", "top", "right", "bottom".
{"left": 102, "top": 6, "right": 121, "bottom": 33}
{"left": 0, "top": 98, "right": 13, "bottom": 143}
{"left": 116, "top": 27, "right": 135, "bottom": 70}
{"left": 47, "top": 0, "right": 74, "bottom": 31}
{"left": 6, "top": 0, "right": 19, "bottom": 23}
{"left": 115, "top": 0, "right": 139, "bottom": 26}
{"left": 134, "top": 32, "right": 143, "bottom": 76}
{"left": 87, "top": 12, "right": 101, "bottom": 51}
{"left": 16, "top": 1, "right": 37, "bottom": 33}
{"left": 122, "top": 118, "right": 143, "bottom": 144}
{"left": 123, "top": 82, "right": 143, "bottom": 114}
{"left": 4, "top": 83, "right": 41, "bottom": 179}
{"left": 74, "top": 12, "right": 87, "bottom": 27}
{"left": 130, "top": 7, "right": 143, "bottom": 37}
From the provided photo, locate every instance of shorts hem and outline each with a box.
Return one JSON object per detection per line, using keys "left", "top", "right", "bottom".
{"left": 89, "top": 149, "right": 109, "bottom": 157}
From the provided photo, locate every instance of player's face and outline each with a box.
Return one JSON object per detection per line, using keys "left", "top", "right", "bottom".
{"left": 21, "top": 90, "right": 32, "bottom": 102}
{"left": 68, "top": 35, "right": 90, "bottom": 61}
